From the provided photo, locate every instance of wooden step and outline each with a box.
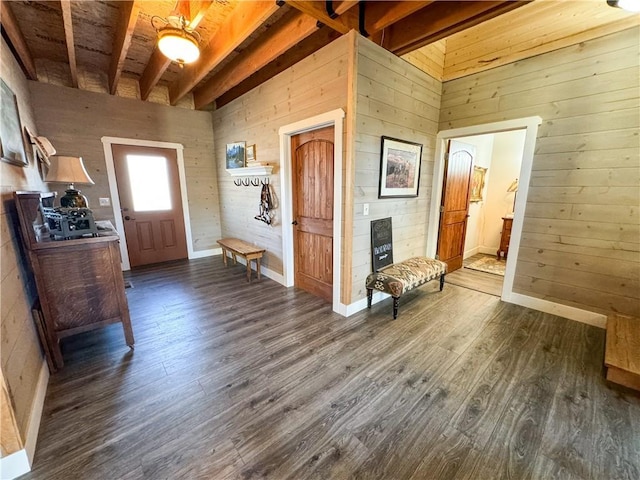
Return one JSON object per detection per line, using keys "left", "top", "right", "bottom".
{"left": 605, "top": 314, "right": 640, "bottom": 391}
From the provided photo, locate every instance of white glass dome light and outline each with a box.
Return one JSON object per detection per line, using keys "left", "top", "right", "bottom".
{"left": 152, "top": 15, "right": 201, "bottom": 66}
{"left": 157, "top": 27, "right": 200, "bottom": 64}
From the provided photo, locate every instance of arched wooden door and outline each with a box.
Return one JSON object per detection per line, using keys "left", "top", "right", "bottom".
{"left": 436, "top": 140, "right": 476, "bottom": 272}
{"left": 291, "top": 126, "right": 334, "bottom": 302}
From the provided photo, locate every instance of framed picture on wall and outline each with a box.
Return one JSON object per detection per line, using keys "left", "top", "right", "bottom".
{"left": 0, "top": 79, "right": 28, "bottom": 167}
{"left": 378, "top": 136, "right": 423, "bottom": 198}
{"left": 226, "top": 142, "right": 246, "bottom": 169}
{"left": 470, "top": 166, "right": 488, "bottom": 202}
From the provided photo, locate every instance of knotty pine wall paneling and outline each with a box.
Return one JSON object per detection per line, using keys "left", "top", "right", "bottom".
{"left": 0, "top": 38, "right": 47, "bottom": 452}
{"left": 440, "top": 27, "right": 640, "bottom": 317}
{"left": 350, "top": 36, "right": 442, "bottom": 302}
{"left": 212, "top": 35, "right": 351, "bottom": 276}
{"left": 28, "top": 82, "right": 221, "bottom": 252}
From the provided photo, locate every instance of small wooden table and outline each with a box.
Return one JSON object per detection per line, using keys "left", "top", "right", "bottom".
{"left": 217, "top": 238, "right": 266, "bottom": 282}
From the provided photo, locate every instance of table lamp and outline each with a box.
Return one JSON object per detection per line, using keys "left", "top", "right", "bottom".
{"left": 45, "top": 156, "right": 95, "bottom": 208}
{"left": 507, "top": 178, "right": 519, "bottom": 214}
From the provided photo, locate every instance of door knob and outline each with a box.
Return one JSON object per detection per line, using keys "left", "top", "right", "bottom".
{"left": 292, "top": 220, "right": 298, "bottom": 225}
{"left": 124, "top": 215, "right": 135, "bottom": 221}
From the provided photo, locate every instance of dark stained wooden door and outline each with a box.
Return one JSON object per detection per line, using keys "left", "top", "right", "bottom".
{"left": 112, "top": 144, "right": 188, "bottom": 267}
{"left": 436, "top": 140, "right": 475, "bottom": 272}
{"left": 291, "top": 126, "right": 334, "bottom": 302}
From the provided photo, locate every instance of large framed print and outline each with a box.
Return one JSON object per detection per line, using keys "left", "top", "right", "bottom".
{"left": 0, "top": 79, "right": 28, "bottom": 167}
{"left": 378, "top": 136, "right": 422, "bottom": 198}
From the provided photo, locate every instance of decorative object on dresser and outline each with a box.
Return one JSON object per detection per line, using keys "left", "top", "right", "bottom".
{"left": 378, "top": 136, "right": 423, "bottom": 198}
{"left": 45, "top": 155, "right": 95, "bottom": 207}
{"left": 14, "top": 191, "right": 134, "bottom": 371}
{"left": 497, "top": 216, "right": 513, "bottom": 260}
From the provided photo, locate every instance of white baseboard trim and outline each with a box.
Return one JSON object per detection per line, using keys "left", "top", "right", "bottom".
{"left": 0, "top": 449, "right": 29, "bottom": 480}
{"left": 189, "top": 247, "right": 221, "bottom": 259}
{"left": 463, "top": 246, "right": 480, "bottom": 259}
{"left": 504, "top": 292, "right": 607, "bottom": 329}
{"left": 0, "top": 360, "right": 49, "bottom": 480}
{"left": 223, "top": 254, "right": 285, "bottom": 285}
{"left": 340, "top": 291, "right": 388, "bottom": 317}
{"left": 478, "top": 246, "right": 498, "bottom": 256}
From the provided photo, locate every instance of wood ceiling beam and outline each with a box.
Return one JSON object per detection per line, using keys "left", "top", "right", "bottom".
{"left": 192, "top": 11, "right": 319, "bottom": 109}
{"left": 169, "top": 1, "right": 281, "bottom": 106}
{"left": 216, "top": 27, "right": 341, "bottom": 109}
{"left": 108, "top": 1, "right": 140, "bottom": 95}
{"left": 0, "top": 1, "right": 37, "bottom": 80}
{"left": 140, "top": 0, "right": 213, "bottom": 100}
{"left": 376, "top": 0, "right": 531, "bottom": 56}
{"left": 285, "top": 1, "right": 359, "bottom": 34}
{"left": 60, "top": 0, "right": 78, "bottom": 88}
{"left": 363, "top": 1, "right": 434, "bottom": 33}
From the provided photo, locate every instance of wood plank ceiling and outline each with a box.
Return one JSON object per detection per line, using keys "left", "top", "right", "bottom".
{"left": 0, "top": 1, "right": 632, "bottom": 110}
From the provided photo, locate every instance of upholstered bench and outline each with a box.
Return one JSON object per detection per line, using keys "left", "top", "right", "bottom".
{"left": 366, "top": 257, "right": 447, "bottom": 319}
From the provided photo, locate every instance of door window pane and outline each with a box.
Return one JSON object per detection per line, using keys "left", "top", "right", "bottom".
{"left": 126, "top": 155, "right": 172, "bottom": 211}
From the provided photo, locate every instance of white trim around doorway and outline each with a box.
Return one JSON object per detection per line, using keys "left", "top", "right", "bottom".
{"left": 101, "top": 136, "right": 201, "bottom": 271}
{"left": 427, "top": 117, "right": 606, "bottom": 327}
{"left": 278, "top": 109, "right": 346, "bottom": 315}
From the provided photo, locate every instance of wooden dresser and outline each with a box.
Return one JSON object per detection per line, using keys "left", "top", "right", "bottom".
{"left": 497, "top": 216, "right": 513, "bottom": 260}
{"left": 14, "top": 192, "right": 134, "bottom": 371}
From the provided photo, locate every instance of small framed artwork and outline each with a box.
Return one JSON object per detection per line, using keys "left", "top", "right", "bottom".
{"left": 0, "top": 79, "right": 28, "bottom": 167}
{"left": 246, "top": 144, "right": 256, "bottom": 163}
{"left": 378, "top": 136, "right": 423, "bottom": 198}
{"left": 226, "top": 142, "right": 246, "bottom": 169}
{"left": 470, "top": 166, "right": 488, "bottom": 202}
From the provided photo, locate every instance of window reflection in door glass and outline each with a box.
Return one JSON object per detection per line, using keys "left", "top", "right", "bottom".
{"left": 126, "top": 155, "right": 172, "bottom": 211}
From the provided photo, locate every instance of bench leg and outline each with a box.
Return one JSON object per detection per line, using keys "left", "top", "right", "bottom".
{"left": 440, "top": 274, "right": 445, "bottom": 291}
{"left": 246, "top": 260, "right": 252, "bottom": 283}
{"left": 367, "top": 288, "right": 373, "bottom": 309}
{"left": 222, "top": 248, "right": 228, "bottom": 267}
{"left": 393, "top": 297, "right": 399, "bottom": 320}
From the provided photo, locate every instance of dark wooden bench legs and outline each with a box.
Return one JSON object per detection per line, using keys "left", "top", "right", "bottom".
{"left": 367, "top": 274, "right": 445, "bottom": 320}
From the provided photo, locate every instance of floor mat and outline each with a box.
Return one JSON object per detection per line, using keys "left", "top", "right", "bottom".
{"left": 465, "top": 256, "right": 506, "bottom": 276}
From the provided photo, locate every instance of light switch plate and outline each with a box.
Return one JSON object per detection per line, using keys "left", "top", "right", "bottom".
{"left": 363, "top": 203, "right": 369, "bottom": 215}
{"left": 99, "top": 197, "right": 111, "bottom": 207}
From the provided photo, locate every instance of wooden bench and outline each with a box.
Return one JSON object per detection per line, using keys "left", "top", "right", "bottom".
{"left": 366, "top": 257, "right": 447, "bottom": 319}
{"left": 217, "top": 238, "right": 266, "bottom": 283}
{"left": 605, "top": 314, "right": 640, "bottom": 391}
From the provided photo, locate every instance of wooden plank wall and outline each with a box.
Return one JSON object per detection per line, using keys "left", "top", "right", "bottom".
{"left": 211, "top": 35, "right": 350, "bottom": 276}
{"left": 28, "top": 82, "right": 222, "bottom": 252}
{"left": 350, "top": 36, "right": 442, "bottom": 303}
{"left": 441, "top": 0, "right": 637, "bottom": 81}
{"left": 401, "top": 40, "right": 446, "bottom": 82}
{"left": 440, "top": 27, "right": 640, "bottom": 317}
{"left": 0, "top": 38, "right": 47, "bottom": 452}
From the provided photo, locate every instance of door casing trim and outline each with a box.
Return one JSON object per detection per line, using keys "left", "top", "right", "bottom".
{"left": 427, "top": 116, "right": 542, "bottom": 302}
{"left": 101, "top": 136, "right": 193, "bottom": 271}
{"left": 278, "top": 109, "right": 345, "bottom": 314}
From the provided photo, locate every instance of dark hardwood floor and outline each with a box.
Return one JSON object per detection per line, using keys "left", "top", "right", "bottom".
{"left": 21, "top": 256, "right": 639, "bottom": 480}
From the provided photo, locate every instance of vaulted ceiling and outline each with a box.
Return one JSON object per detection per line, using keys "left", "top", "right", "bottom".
{"left": 1, "top": 1, "right": 635, "bottom": 110}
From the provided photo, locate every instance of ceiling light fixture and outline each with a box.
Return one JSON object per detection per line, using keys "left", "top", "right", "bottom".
{"left": 607, "top": 0, "right": 640, "bottom": 12}
{"left": 151, "top": 15, "right": 201, "bottom": 66}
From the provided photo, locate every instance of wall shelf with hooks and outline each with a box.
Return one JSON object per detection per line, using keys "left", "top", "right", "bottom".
{"left": 226, "top": 165, "right": 273, "bottom": 177}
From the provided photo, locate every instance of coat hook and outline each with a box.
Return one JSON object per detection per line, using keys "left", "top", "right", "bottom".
{"left": 251, "top": 178, "right": 260, "bottom": 187}
{"left": 242, "top": 178, "right": 250, "bottom": 187}
{"left": 234, "top": 179, "right": 242, "bottom": 186}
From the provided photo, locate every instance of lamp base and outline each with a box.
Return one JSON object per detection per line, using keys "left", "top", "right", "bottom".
{"left": 60, "top": 188, "right": 88, "bottom": 208}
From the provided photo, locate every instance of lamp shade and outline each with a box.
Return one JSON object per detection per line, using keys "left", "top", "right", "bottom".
{"left": 158, "top": 28, "right": 200, "bottom": 64}
{"left": 45, "top": 156, "right": 95, "bottom": 186}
